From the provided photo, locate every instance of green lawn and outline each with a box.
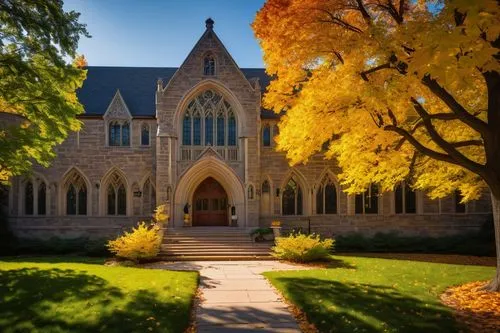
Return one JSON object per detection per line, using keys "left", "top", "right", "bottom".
{"left": 0, "top": 257, "right": 198, "bottom": 333}
{"left": 264, "top": 256, "right": 495, "bottom": 333}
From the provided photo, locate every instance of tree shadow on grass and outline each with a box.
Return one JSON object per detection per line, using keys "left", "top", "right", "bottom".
{"left": 272, "top": 277, "right": 458, "bottom": 333}
{"left": 0, "top": 267, "right": 191, "bottom": 333}
{"left": 0, "top": 255, "right": 105, "bottom": 264}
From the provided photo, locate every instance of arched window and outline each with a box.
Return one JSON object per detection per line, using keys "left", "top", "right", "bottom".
{"left": 282, "top": 177, "right": 303, "bottom": 215}
{"left": 262, "top": 125, "right": 271, "bottom": 147}
{"left": 38, "top": 182, "right": 46, "bottom": 215}
{"left": 262, "top": 180, "right": 270, "bottom": 193}
{"left": 248, "top": 185, "right": 255, "bottom": 200}
{"left": 355, "top": 184, "right": 379, "bottom": 214}
{"left": 182, "top": 90, "right": 237, "bottom": 149}
{"left": 107, "top": 172, "right": 127, "bottom": 215}
{"left": 141, "top": 124, "right": 150, "bottom": 146}
{"left": 203, "top": 55, "right": 216, "bottom": 75}
{"left": 395, "top": 182, "right": 416, "bottom": 214}
{"left": 316, "top": 176, "right": 337, "bottom": 214}
{"left": 109, "top": 121, "right": 130, "bottom": 146}
{"left": 64, "top": 170, "right": 87, "bottom": 215}
{"left": 24, "top": 181, "right": 34, "bottom": 215}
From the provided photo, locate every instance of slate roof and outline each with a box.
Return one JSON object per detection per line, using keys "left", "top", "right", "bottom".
{"left": 77, "top": 66, "right": 279, "bottom": 119}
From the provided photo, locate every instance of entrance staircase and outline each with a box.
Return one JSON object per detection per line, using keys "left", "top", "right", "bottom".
{"left": 159, "top": 227, "right": 274, "bottom": 261}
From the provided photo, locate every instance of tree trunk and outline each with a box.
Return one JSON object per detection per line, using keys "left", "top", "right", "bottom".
{"left": 485, "top": 193, "right": 500, "bottom": 291}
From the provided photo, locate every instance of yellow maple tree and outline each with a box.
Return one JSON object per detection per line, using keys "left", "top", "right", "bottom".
{"left": 253, "top": 0, "right": 500, "bottom": 291}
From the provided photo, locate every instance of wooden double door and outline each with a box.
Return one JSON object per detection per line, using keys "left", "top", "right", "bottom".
{"left": 193, "top": 177, "right": 228, "bottom": 226}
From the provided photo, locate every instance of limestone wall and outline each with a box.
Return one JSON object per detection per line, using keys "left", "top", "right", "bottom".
{"left": 9, "top": 117, "right": 157, "bottom": 218}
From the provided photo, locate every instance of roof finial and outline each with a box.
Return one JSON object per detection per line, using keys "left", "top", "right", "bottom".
{"left": 205, "top": 17, "right": 214, "bottom": 30}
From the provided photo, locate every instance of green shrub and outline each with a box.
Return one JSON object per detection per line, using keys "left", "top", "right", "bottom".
{"left": 6, "top": 237, "right": 110, "bottom": 257}
{"left": 272, "top": 233, "right": 334, "bottom": 262}
{"left": 335, "top": 221, "right": 495, "bottom": 256}
{"left": 250, "top": 227, "right": 273, "bottom": 236}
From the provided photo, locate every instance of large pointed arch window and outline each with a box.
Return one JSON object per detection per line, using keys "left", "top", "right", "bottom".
{"left": 316, "top": 176, "right": 337, "bottom": 214}
{"left": 282, "top": 177, "right": 303, "bottom": 215}
{"left": 106, "top": 172, "right": 127, "bottom": 215}
{"left": 64, "top": 170, "right": 87, "bottom": 215}
{"left": 181, "top": 90, "right": 238, "bottom": 160}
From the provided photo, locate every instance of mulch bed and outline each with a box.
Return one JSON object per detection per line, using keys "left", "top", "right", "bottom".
{"left": 441, "top": 281, "right": 500, "bottom": 333}
{"left": 336, "top": 253, "right": 496, "bottom": 266}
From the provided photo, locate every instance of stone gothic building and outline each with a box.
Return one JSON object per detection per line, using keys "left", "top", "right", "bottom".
{"left": 6, "top": 19, "right": 492, "bottom": 240}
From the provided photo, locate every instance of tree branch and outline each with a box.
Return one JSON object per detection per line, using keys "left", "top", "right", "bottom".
{"left": 411, "top": 97, "right": 486, "bottom": 175}
{"left": 421, "top": 74, "right": 489, "bottom": 135}
{"left": 355, "top": 0, "right": 372, "bottom": 24}
{"left": 360, "top": 63, "right": 391, "bottom": 81}
{"left": 316, "top": 8, "right": 364, "bottom": 34}
{"left": 384, "top": 124, "right": 456, "bottom": 164}
{"left": 451, "top": 140, "right": 484, "bottom": 148}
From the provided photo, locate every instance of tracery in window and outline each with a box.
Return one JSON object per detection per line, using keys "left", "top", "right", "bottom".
{"left": 282, "top": 177, "right": 303, "bottom": 215}
{"left": 141, "top": 123, "right": 150, "bottom": 146}
{"left": 203, "top": 55, "right": 216, "bottom": 75}
{"left": 64, "top": 170, "right": 87, "bottom": 215}
{"left": 107, "top": 172, "right": 126, "bottom": 215}
{"left": 109, "top": 121, "right": 130, "bottom": 146}
{"left": 395, "top": 182, "right": 416, "bottom": 214}
{"left": 355, "top": 184, "right": 379, "bottom": 214}
{"left": 182, "top": 90, "right": 237, "bottom": 147}
{"left": 316, "top": 176, "right": 337, "bottom": 214}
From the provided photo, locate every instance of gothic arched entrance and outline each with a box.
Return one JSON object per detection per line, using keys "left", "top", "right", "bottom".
{"left": 192, "top": 177, "right": 228, "bottom": 226}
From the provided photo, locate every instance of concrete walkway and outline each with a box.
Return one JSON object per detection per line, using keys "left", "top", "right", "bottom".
{"left": 147, "top": 261, "right": 310, "bottom": 332}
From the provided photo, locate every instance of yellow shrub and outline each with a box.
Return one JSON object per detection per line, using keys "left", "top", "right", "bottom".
{"left": 153, "top": 204, "right": 169, "bottom": 225}
{"left": 107, "top": 222, "right": 161, "bottom": 262}
{"left": 272, "top": 233, "right": 334, "bottom": 262}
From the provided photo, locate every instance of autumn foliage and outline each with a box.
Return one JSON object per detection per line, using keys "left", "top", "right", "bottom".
{"left": 441, "top": 281, "right": 500, "bottom": 332}
{"left": 272, "top": 233, "right": 334, "bottom": 262}
{"left": 107, "top": 222, "right": 161, "bottom": 262}
{"left": 254, "top": 0, "right": 500, "bottom": 290}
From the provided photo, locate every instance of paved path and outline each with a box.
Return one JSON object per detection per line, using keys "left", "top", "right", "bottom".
{"left": 147, "top": 261, "right": 310, "bottom": 332}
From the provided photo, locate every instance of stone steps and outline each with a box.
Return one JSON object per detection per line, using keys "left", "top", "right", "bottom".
{"left": 160, "top": 227, "right": 274, "bottom": 261}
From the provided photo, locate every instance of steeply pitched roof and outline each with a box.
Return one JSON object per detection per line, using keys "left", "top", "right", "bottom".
{"left": 77, "top": 66, "right": 277, "bottom": 118}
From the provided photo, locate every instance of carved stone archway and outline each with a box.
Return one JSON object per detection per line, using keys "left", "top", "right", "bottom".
{"left": 173, "top": 154, "right": 245, "bottom": 227}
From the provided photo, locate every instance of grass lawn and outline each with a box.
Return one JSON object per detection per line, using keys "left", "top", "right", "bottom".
{"left": 0, "top": 257, "right": 198, "bottom": 333}
{"left": 264, "top": 256, "right": 495, "bottom": 333}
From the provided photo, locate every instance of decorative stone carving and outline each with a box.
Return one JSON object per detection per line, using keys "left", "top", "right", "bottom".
{"left": 104, "top": 90, "right": 132, "bottom": 120}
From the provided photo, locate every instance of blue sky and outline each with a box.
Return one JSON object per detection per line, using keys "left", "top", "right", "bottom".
{"left": 63, "top": 0, "right": 266, "bottom": 68}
